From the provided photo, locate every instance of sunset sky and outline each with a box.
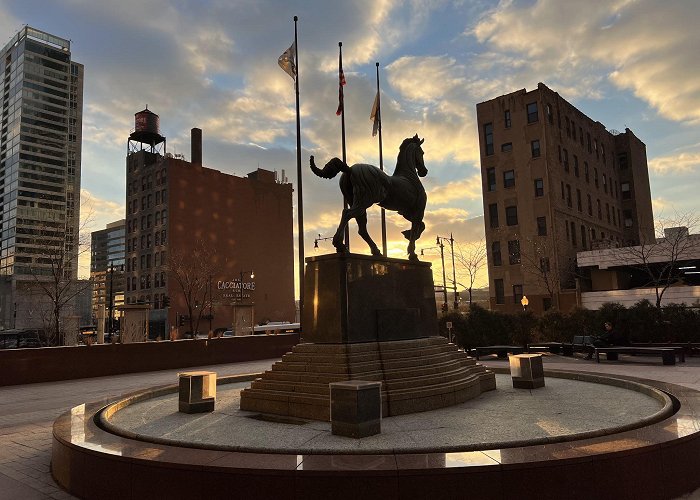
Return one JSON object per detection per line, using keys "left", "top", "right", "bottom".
{"left": 2, "top": 0, "right": 699, "bottom": 294}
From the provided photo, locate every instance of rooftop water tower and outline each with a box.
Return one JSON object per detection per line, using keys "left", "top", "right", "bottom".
{"left": 127, "top": 107, "right": 166, "bottom": 156}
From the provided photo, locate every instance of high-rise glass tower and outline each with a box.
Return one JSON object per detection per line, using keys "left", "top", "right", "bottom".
{"left": 0, "top": 26, "right": 83, "bottom": 330}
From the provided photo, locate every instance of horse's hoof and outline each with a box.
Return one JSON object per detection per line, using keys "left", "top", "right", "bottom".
{"left": 408, "top": 253, "right": 419, "bottom": 261}
{"left": 371, "top": 248, "right": 382, "bottom": 257}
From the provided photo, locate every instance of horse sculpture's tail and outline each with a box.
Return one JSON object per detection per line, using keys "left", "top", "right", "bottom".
{"left": 310, "top": 156, "right": 349, "bottom": 179}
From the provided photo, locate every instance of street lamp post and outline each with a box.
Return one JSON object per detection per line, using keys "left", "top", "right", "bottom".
{"left": 521, "top": 295, "right": 529, "bottom": 311}
{"left": 437, "top": 234, "right": 458, "bottom": 310}
{"left": 314, "top": 234, "right": 332, "bottom": 249}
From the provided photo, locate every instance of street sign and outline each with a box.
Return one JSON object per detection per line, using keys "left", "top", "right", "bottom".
{"left": 446, "top": 321, "right": 452, "bottom": 329}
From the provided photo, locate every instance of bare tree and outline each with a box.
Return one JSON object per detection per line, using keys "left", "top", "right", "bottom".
{"left": 169, "top": 241, "right": 221, "bottom": 337}
{"left": 518, "top": 236, "right": 563, "bottom": 308}
{"left": 616, "top": 212, "right": 699, "bottom": 308}
{"left": 453, "top": 239, "right": 487, "bottom": 305}
{"left": 26, "top": 209, "right": 93, "bottom": 346}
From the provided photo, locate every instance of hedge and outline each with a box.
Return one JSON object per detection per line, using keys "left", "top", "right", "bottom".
{"left": 438, "top": 300, "right": 700, "bottom": 348}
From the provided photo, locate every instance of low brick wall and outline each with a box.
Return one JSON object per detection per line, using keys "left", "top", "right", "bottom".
{"left": 0, "top": 334, "right": 299, "bottom": 386}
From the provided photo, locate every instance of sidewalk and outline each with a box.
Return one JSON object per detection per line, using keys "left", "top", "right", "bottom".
{"left": 0, "top": 359, "right": 278, "bottom": 500}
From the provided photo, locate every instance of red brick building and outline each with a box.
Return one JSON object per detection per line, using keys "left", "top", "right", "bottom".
{"left": 124, "top": 110, "right": 295, "bottom": 337}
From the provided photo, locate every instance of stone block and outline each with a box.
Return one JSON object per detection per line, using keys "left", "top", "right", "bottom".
{"left": 178, "top": 371, "right": 216, "bottom": 413}
{"left": 330, "top": 381, "right": 381, "bottom": 438}
{"left": 509, "top": 354, "right": 545, "bottom": 389}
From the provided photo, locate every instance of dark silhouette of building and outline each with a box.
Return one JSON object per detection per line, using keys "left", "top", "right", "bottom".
{"left": 477, "top": 83, "right": 654, "bottom": 313}
{"left": 124, "top": 110, "right": 295, "bottom": 338}
{"left": 0, "top": 27, "right": 84, "bottom": 329}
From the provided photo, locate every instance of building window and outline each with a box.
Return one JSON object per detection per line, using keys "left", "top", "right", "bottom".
{"left": 531, "top": 139, "right": 541, "bottom": 158}
{"left": 558, "top": 145, "right": 562, "bottom": 163}
{"left": 587, "top": 133, "right": 592, "bottom": 153}
{"left": 579, "top": 126, "right": 584, "bottom": 146}
{"left": 501, "top": 142, "right": 513, "bottom": 152}
{"left": 486, "top": 167, "right": 496, "bottom": 191}
{"left": 534, "top": 178, "right": 544, "bottom": 197}
{"left": 572, "top": 121, "right": 576, "bottom": 140}
{"left": 506, "top": 205, "right": 518, "bottom": 226}
{"left": 621, "top": 182, "right": 631, "bottom": 199}
{"left": 565, "top": 219, "right": 570, "bottom": 240}
{"left": 573, "top": 155, "right": 579, "bottom": 177}
{"left": 540, "top": 257, "right": 550, "bottom": 273}
{"left": 484, "top": 123, "right": 494, "bottom": 155}
{"left": 581, "top": 225, "right": 587, "bottom": 249}
{"left": 619, "top": 153, "right": 628, "bottom": 170}
{"left": 546, "top": 104, "right": 553, "bottom": 124}
{"left": 495, "top": 279, "right": 505, "bottom": 304}
{"left": 603, "top": 173, "right": 607, "bottom": 193}
{"left": 612, "top": 208, "right": 616, "bottom": 226}
{"left": 571, "top": 221, "right": 577, "bottom": 246}
{"left": 504, "top": 110, "right": 511, "bottom": 128}
{"left": 566, "top": 184, "right": 572, "bottom": 208}
{"left": 537, "top": 216, "right": 547, "bottom": 236}
{"left": 606, "top": 203, "right": 610, "bottom": 223}
{"left": 503, "top": 170, "right": 515, "bottom": 188}
{"left": 594, "top": 139, "right": 599, "bottom": 158}
{"left": 594, "top": 168, "right": 599, "bottom": 188}
{"left": 489, "top": 203, "right": 499, "bottom": 228}
{"left": 584, "top": 161, "right": 589, "bottom": 182}
{"left": 561, "top": 181, "right": 565, "bottom": 200}
{"left": 563, "top": 149, "right": 569, "bottom": 171}
{"left": 513, "top": 284, "right": 523, "bottom": 305}
{"left": 527, "top": 102, "right": 538, "bottom": 123}
{"left": 601, "top": 144, "right": 606, "bottom": 164}
{"left": 576, "top": 189, "right": 582, "bottom": 212}
{"left": 624, "top": 210, "right": 633, "bottom": 228}
{"left": 565, "top": 116, "right": 571, "bottom": 137}
{"left": 543, "top": 297, "right": 552, "bottom": 311}
{"left": 491, "top": 241, "right": 502, "bottom": 266}
{"left": 508, "top": 240, "right": 521, "bottom": 265}
{"left": 587, "top": 194, "right": 592, "bottom": 216}
{"left": 597, "top": 199, "right": 602, "bottom": 219}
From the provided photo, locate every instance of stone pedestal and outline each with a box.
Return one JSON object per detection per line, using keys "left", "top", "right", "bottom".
{"left": 240, "top": 253, "right": 496, "bottom": 421}
{"left": 179, "top": 371, "right": 216, "bottom": 413}
{"left": 303, "top": 253, "right": 438, "bottom": 343}
{"left": 509, "top": 354, "right": 544, "bottom": 389}
{"left": 330, "top": 381, "right": 381, "bottom": 438}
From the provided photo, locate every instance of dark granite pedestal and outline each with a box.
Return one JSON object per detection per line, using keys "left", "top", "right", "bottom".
{"left": 303, "top": 253, "right": 438, "bottom": 343}
{"left": 240, "top": 253, "right": 495, "bottom": 421}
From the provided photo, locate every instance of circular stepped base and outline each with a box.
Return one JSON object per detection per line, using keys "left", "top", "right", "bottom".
{"left": 240, "top": 336, "right": 495, "bottom": 421}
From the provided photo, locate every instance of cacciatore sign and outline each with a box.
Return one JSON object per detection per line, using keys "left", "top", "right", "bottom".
{"left": 217, "top": 279, "right": 256, "bottom": 291}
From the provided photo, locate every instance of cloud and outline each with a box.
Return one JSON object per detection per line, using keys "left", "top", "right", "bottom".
{"left": 648, "top": 152, "right": 700, "bottom": 174}
{"left": 472, "top": 0, "right": 700, "bottom": 122}
{"left": 428, "top": 175, "right": 483, "bottom": 204}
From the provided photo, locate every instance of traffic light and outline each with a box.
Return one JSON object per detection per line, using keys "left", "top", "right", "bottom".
{"left": 179, "top": 315, "right": 185, "bottom": 327}
{"left": 162, "top": 296, "right": 170, "bottom": 307}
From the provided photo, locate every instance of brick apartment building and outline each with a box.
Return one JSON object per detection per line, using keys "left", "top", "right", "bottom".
{"left": 124, "top": 109, "right": 295, "bottom": 338}
{"left": 477, "top": 83, "right": 654, "bottom": 314}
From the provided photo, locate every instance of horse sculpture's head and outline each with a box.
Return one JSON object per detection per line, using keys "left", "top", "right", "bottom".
{"left": 400, "top": 134, "right": 427, "bottom": 177}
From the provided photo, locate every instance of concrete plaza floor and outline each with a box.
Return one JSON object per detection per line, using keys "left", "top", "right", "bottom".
{"left": 1, "top": 353, "right": 699, "bottom": 499}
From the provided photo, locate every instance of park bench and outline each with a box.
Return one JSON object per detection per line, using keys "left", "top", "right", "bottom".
{"left": 572, "top": 335, "right": 593, "bottom": 354}
{"left": 527, "top": 342, "right": 574, "bottom": 356}
{"left": 473, "top": 345, "right": 526, "bottom": 360}
{"left": 630, "top": 342, "right": 700, "bottom": 357}
{"left": 594, "top": 346, "right": 684, "bottom": 365}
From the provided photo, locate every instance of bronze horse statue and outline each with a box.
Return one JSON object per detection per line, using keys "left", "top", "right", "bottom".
{"left": 310, "top": 134, "right": 427, "bottom": 260}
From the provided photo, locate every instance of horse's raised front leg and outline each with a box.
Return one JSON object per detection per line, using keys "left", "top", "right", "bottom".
{"left": 357, "top": 211, "right": 381, "bottom": 256}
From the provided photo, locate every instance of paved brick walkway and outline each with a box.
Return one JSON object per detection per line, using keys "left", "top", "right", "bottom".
{"left": 0, "top": 359, "right": 277, "bottom": 500}
{"left": 1, "top": 353, "right": 698, "bottom": 499}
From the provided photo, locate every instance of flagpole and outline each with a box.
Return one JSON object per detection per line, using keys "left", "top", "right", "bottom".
{"left": 294, "top": 16, "right": 305, "bottom": 325}
{"left": 375, "top": 62, "right": 387, "bottom": 257}
{"left": 339, "top": 41, "right": 349, "bottom": 251}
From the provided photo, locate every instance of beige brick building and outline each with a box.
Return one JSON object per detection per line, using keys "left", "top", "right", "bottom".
{"left": 476, "top": 83, "right": 654, "bottom": 314}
